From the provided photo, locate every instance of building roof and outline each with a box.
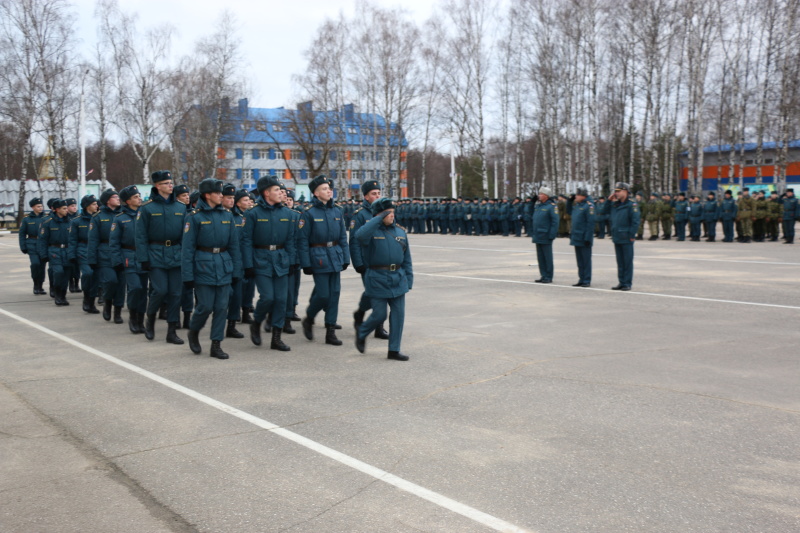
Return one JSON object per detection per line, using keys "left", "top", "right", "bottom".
{"left": 694, "top": 140, "right": 800, "bottom": 154}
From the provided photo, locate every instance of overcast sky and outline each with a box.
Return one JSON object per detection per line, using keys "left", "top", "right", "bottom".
{"left": 73, "top": 0, "right": 438, "bottom": 109}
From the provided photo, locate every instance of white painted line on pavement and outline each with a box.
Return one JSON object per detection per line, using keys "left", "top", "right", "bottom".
{"left": 413, "top": 244, "right": 800, "bottom": 266}
{"left": 416, "top": 272, "right": 800, "bottom": 310}
{"left": 0, "top": 306, "right": 533, "bottom": 533}
{"left": 0, "top": 242, "right": 18, "bottom": 247}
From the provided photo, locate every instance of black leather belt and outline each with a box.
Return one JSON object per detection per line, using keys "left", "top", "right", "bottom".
{"left": 49, "top": 244, "right": 68, "bottom": 249}
{"left": 255, "top": 244, "right": 284, "bottom": 250}
{"left": 311, "top": 241, "right": 339, "bottom": 248}
{"left": 197, "top": 246, "right": 227, "bottom": 253}
{"left": 78, "top": 239, "right": 88, "bottom": 244}
{"left": 100, "top": 239, "right": 109, "bottom": 244}
{"left": 150, "top": 240, "right": 178, "bottom": 246}
{"left": 370, "top": 264, "right": 398, "bottom": 271}
{"left": 122, "top": 245, "right": 136, "bottom": 250}
{"left": 27, "top": 236, "right": 38, "bottom": 239}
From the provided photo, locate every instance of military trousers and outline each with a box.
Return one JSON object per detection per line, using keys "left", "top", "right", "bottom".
{"left": 147, "top": 267, "right": 182, "bottom": 322}
{"left": 689, "top": 221, "right": 702, "bottom": 239}
{"left": 465, "top": 220, "right": 474, "bottom": 235}
{"left": 740, "top": 218, "right": 753, "bottom": 238}
{"left": 28, "top": 251, "right": 46, "bottom": 285}
{"left": 647, "top": 220, "right": 659, "bottom": 237}
{"left": 661, "top": 218, "right": 673, "bottom": 238}
{"left": 501, "top": 220, "right": 510, "bottom": 236}
{"left": 242, "top": 276, "right": 256, "bottom": 311}
{"left": 722, "top": 220, "right": 735, "bottom": 242}
{"left": 190, "top": 283, "right": 232, "bottom": 341}
{"left": 705, "top": 220, "right": 717, "bottom": 240}
{"left": 596, "top": 220, "right": 608, "bottom": 239}
{"left": 535, "top": 243, "right": 554, "bottom": 282}
{"left": 574, "top": 245, "right": 592, "bottom": 285}
{"left": 675, "top": 220, "right": 687, "bottom": 241}
{"left": 482, "top": 220, "right": 490, "bottom": 236}
{"left": 227, "top": 278, "right": 243, "bottom": 321}
{"left": 514, "top": 220, "right": 523, "bottom": 237}
{"left": 306, "top": 272, "right": 341, "bottom": 326}
{"left": 79, "top": 262, "right": 98, "bottom": 298}
{"left": 98, "top": 266, "right": 125, "bottom": 306}
{"left": 359, "top": 294, "right": 405, "bottom": 352}
{"left": 45, "top": 248, "right": 70, "bottom": 292}
{"left": 285, "top": 270, "right": 300, "bottom": 318}
{"left": 613, "top": 242, "right": 634, "bottom": 288}
{"left": 181, "top": 283, "right": 194, "bottom": 313}
{"left": 439, "top": 220, "right": 448, "bottom": 235}
{"left": 124, "top": 270, "right": 149, "bottom": 314}
{"left": 783, "top": 220, "right": 795, "bottom": 242}
{"left": 357, "top": 272, "right": 373, "bottom": 315}
{"left": 253, "top": 274, "right": 288, "bottom": 328}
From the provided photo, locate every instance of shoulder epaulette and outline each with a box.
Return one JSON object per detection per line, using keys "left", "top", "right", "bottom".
{"left": 142, "top": 199, "right": 153, "bottom": 206}
{"left": 396, "top": 224, "right": 407, "bottom": 231}
{"left": 354, "top": 208, "right": 362, "bottom": 214}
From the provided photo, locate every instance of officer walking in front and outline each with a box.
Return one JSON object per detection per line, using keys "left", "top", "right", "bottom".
{"left": 608, "top": 182, "right": 640, "bottom": 291}
{"left": 298, "top": 175, "right": 350, "bottom": 346}
{"left": 782, "top": 188, "right": 798, "bottom": 243}
{"left": 567, "top": 188, "right": 595, "bottom": 287}
{"left": 37, "top": 199, "right": 72, "bottom": 306}
{"left": 88, "top": 189, "right": 125, "bottom": 323}
{"left": 69, "top": 195, "right": 101, "bottom": 314}
{"left": 109, "top": 186, "right": 148, "bottom": 335}
{"left": 19, "top": 197, "right": 47, "bottom": 295}
{"left": 242, "top": 176, "right": 296, "bottom": 352}
{"left": 531, "top": 186, "right": 559, "bottom": 283}
{"left": 135, "top": 170, "right": 186, "bottom": 344}
{"left": 354, "top": 198, "right": 413, "bottom": 362}
{"left": 182, "top": 178, "right": 242, "bottom": 359}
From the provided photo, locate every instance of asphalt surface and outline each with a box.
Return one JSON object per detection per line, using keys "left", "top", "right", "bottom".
{"left": 0, "top": 232, "right": 798, "bottom": 532}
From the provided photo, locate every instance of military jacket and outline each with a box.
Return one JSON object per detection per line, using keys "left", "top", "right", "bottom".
{"left": 674, "top": 200, "right": 690, "bottom": 221}
{"left": 567, "top": 197, "right": 596, "bottom": 247}
{"left": 702, "top": 200, "right": 720, "bottom": 221}
{"left": 737, "top": 196, "right": 755, "bottom": 218}
{"left": 298, "top": 197, "right": 350, "bottom": 273}
{"left": 767, "top": 199, "right": 782, "bottom": 219}
{"left": 37, "top": 214, "right": 71, "bottom": 262}
{"left": 782, "top": 196, "right": 799, "bottom": 220}
{"left": 531, "top": 198, "right": 559, "bottom": 244}
{"left": 134, "top": 189, "right": 185, "bottom": 269}
{"left": 19, "top": 211, "right": 45, "bottom": 253}
{"left": 241, "top": 198, "right": 296, "bottom": 278}
{"left": 754, "top": 198, "right": 768, "bottom": 219}
{"left": 349, "top": 200, "right": 374, "bottom": 269}
{"left": 68, "top": 211, "right": 94, "bottom": 263}
{"left": 355, "top": 213, "right": 413, "bottom": 299}
{"left": 87, "top": 205, "right": 120, "bottom": 267}
{"left": 609, "top": 198, "right": 641, "bottom": 244}
{"left": 660, "top": 201, "right": 674, "bottom": 219}
{"left": 109, "top": 206, "right": 142, "bottom": 273}
{"left": 689, "top": 202, "right": 703, "bottom": 222}
{"left": 181, "top": 198, "right": 242, "bottom": 286}
{"left": 720, "top": 198, "right": 738, "bottom": 220}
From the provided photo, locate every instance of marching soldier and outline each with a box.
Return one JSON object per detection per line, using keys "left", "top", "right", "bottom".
{"left": 354, "top": 197, "right": 413, "bottom": 361}
{"left": 68, "top": 195, "right": 100, "bottom": 313}
{"left": 19, "top": 197, "right": 47, "bottom": 295}
{"left": 282, "top": 188, "right": 302, "bottom": 324}
{"left": 221, "top": 183, "right": 246, "bottom": 340}
{"left": 135, "top": 171, "right": 186, "bottom": 344}
{"left": 736, "top": 188, "right": 755, "bottom": 243}
{"left": 782, "top": 188, "right": 798, "bottom": 243}
{"left": 567, "top": 188, "right": 595, "bottom": 287}
{"left": 174, "top": 184, "right": 195, "bottom": 329}
{"left": 88, "top": 189, "right": 125, "bottom": 324}
{"left": 720, "top": 190, "right": 738, "bottom": 242}
{"left": 703, "top": 192, "right": 720, "bottom": 242}
{"left": 182, "top": 178, "right": 242, "bottom": 359}
{"left": 298, "top": 175, "right": 350, "bottom": 346}
{"left": 37, "top": 199, "right": 72, "bottom": 306}
{"left": 531, "top": 186, "right": 558, "bottom": 284}
{"left": 609, "top": 182, "right": 640, "bottom": 291}
{"left": 110, "top": 186, "right": 148, "bottom": 335}
{"left": 242, "top": 176, "right": 297, "bottom": 351}
{"left": 65, "top": 198, "right": 82, "bottom": 293}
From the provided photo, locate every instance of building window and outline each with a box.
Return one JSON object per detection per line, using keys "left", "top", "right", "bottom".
{"left": 764, "top": 158, "right": 774, "bottom": 164}
{"left": 745, "top": 159, "right": 754, "bottom": 165}
{"left": 332, "top": 126, "right": 342, "bottom": 133}
{"left": 329, "top": 151, "right": 337, "bottom": 161}
{"left": 362, "top": 127, "right": 372, "bottom": 134}
{"left": 291, "top": 150, "right": 303, "bottom": 160}
{"left": 259, "top": 149, "right": 270, "bottom": 159}
{"left": 273, "top": 150, "right": 284, "bottom": 160}
{"left": 242, "top": 169, "right": 253, "bottom": 181}
{"left": 347, "top": 126, "right": 358, "bottom": 134}
{"left": 287, "top": 125, "right": 298, "bottom": 133}
{"left": 228, "top": 169, "right": 237, "bottom": 181}
{"left": 272, "top": 123, "right": 283, "bottom": 132}
{"left": 255, "top": 122, "right": 267, "bottom": 131}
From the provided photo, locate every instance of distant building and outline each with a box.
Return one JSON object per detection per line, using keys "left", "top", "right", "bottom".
{"left": 679, "top": 140, "right": 800, "bottom": 192}
{"left": 177, "top": 98, "right": 408, "bottom": 198}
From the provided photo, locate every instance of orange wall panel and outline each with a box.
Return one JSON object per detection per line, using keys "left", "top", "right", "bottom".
{"left": 217, "top": 148, "right": 226, "bottom": 159}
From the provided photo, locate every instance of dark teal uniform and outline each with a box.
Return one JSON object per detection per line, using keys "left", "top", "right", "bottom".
{"left": 37, "top": 213, "right": 71, "bottom": 296}
{"left": 567, "top": 197, "right": 595, "bottom": 285}
{"left": 241, "top": 198, "right": 296, "bottom": 329}
{"left": 703, "top": 198, "right": 720, "bottom": 240}
{"left": 499, "top": 200, "right": 510, "bottom": 236}
{"left": 110, "top": 205, "right": 148, "bottom": 316}
{"left": 594, "top": 199, "right": 609, "bottom": 238}
{"left": 355, "top": 212, "right": 413, "bottom": 352}
{"left": 87, "top": 205, "right": 125, "bottom": 308}
{"left": 227, "top": 204, "right": 247, "bottom": 322}
{"left": 782, "top": 194, "right": 799, "bottom": 243}
{"left": 135, "top": 189, "right": 186, "bottom": 322}
{"left": 350, "top": 200, "right": 375, "bottom": 317}
{"left": 19, "top": 210, "right": 46, "bottom": 291}
{"left": 720, "top": 196, "right": 738, "bottom": 242}
{"left": 674, "top": 199, "right": 689, "bottom": 241}
{"left": 609, "top": 197, "right": 641, "bottom": 288}
{"left": 68, "top": 209, "right": 97, "bottom": 299}
{"left": 689, "top": 201, "right": 703, "bottom": 240}
{"left": 181, "top": 197, "right": 242, "bottom": 342}
{"left": 298, "top": 197, "right": 350, "bottom": 327}
{"left": 531, "top": 198, "right": 559, "bottom": 282}
{"left": 284, "top": 205, "right": 302, "bottom": 320}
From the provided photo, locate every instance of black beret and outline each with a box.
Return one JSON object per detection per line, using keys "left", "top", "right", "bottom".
{"left": 151, "top": 170, "right": 172, "bottom": 183}
{"left": 222, "top": 183, "right": 236, "bottom": 196}
{"left": 234, "top": 189, "right": 250, "bottom": 203}
{"left": 29, "top": 197, "right": 42, "bottom": 207}
{"left": 309, "top": 174, "right": 332, "bottom": 194}
{"left": 64, "top": 198, "right": 77, "bottom": 206}
{"left": 198, "top": 178, "right": 223, "bottom": 194}
{"left": 47, "top": 198, "right": 58, "bottom": 209}
{"left": 257, "top": 176, "right": 281, "bottom": 195}
{"left": 99, "top": 189, "right": 119, "bottom": 205}
{"left": 80, "top": 195, "right": 97, "bottom": 209}
{"left": 119, "top": 185, "right": 140, "bottom": 202}
{"left": 361, "top": 180, "right": 380, "bottom": 194}
{"left": 174, "top": 184, "right": 190, "bottom": 196}
{"left": 371, "top": 197, "right": 395, "bottom": 215}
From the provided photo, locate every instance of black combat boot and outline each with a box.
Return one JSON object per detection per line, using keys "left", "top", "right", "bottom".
{"left": 271, "top": 329, "right": 290, "bottom": 352}
{"left": 226, "top": 320, "right": 244, "bottom": 339}
{"left": 241, "top": 307, "right": 253, "bottom": 324}
{"left": 129, "top": 310, "right": 140, "bottom": 334}
{"left": 113, "top": 306, "right": 123, "bottom": 324}
{"left": 49, "top": 286, "right": 54, "bottom": 298}
{"left": 54, "top": 289, "right": 67, "bottom": 306}
{"left": 355, "top": 331, "right": 366, "bottom": 354}
{"left": 73, "top": 279, "right": 82, "bottom": 293}
{"left": 68, "top": 279, "right": 77, "bottom": 293}
{"left": 166, "top": 323, "right": 184, "bottom": 345}
{"left": 250, "top": 321, "right": 262, "bottom": 346}
{"left": 182, "top": 311, "right": 191, "bottom": 330}
{"left": 353, "top": 309, "right": 365, "bottom": 329}
{"left": 188, "top": 329, "right": 201, "bottom": 354}
{"left": 210, "top": 340, "right": 229, "bottom": 360}
{"left": 103, "top": 300, "right": 112, "bottom": 321}
{"left": 325, "top": 324, "right": 342, "bottom": 346}
{"left": 302, "top": 316, "right": 314, "bottom": 340}
{"left": 263, "top": 313, "right": 272, "bottom": 333}
{"left": 83, "top": 295, "right": 99, "bottom": 314}
{"left": 388, "top": 351, "right": 409, "bottom": 361}
{"left": 144, "top": 313, "right": 156, "bottom": 340}
{"left": 282, "top": 321, "right": 295, "bottom": 334}
{"left": 648, "top": 235, "right": 658, "bottom": 241}
{"left": 374, "top": 324, "right": 389, "bottom": 340}
{"left": 137, "top": 312, "right": 145, "bottom": 332}
{"left": 289, "top": 310, "right": 301, "bottom": 321}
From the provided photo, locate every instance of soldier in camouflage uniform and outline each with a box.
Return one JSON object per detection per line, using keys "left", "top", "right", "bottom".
{"left": 767, "top": 191, "right": 782, "bottom": 241}
{"left": 737, "top": 188, "right": 755, "bottom": 243}
{"left": 646, "top": 193, "right": 660, "bottom": 240}
{"left": 660, "top": 193, "right": 674, "bottom": 239}
{"left": 753, "top": 191, "right": 769, "bottom": 242}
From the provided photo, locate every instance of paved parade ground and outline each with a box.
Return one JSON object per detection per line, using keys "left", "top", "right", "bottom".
{"left": 0, "top": 231, "right": 798, "bottom": 533}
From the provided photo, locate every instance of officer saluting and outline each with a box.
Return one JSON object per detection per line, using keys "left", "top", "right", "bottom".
{"left": 37, "top": 199, "right": 72, "bottom": 306}
{"left": 298, "top": 175, "right": 350, "bottom": 346}
{"left": 19, "top": 197, "right": 47, "bottom": 295}
{"left": 354, "top": 198, "right": 413, "bottom": 361}
{"left": 608, "top": 182, "right": 640, "bottom": 291}
{"left": 182, "top": 178, "right": 242, "bottom": 359}
{"left": 242, "top": 176, "right": 297, "bottom": 352}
